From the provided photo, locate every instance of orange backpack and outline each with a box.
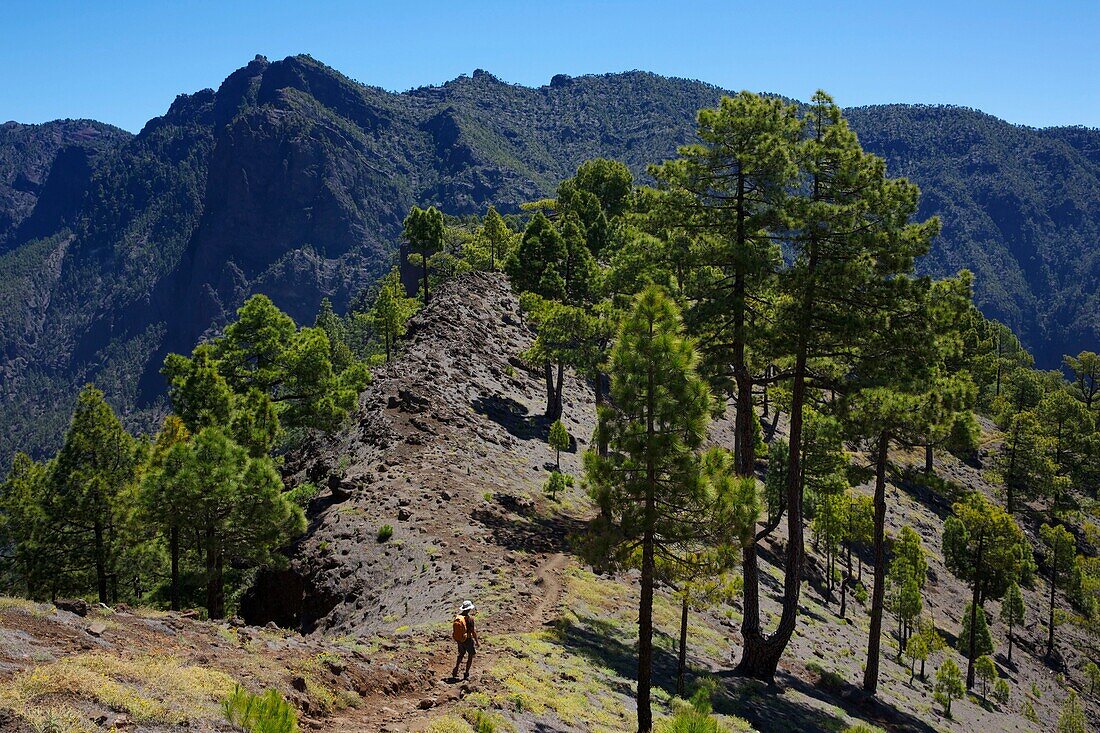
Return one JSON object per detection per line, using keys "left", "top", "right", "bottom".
{"left": 452, "top": 614, "right": 468, "bottom": 643}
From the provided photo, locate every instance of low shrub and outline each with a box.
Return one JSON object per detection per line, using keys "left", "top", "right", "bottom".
{"left": 377, "top": 524, "right": 394, "bottom": 542}
{"left": 222, "top": 686, "right": 298, "bottom": 733}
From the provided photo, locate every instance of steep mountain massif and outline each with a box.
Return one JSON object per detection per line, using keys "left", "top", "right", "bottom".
{"left": 1, "top": 54, "right": 1098, "bottom": 466}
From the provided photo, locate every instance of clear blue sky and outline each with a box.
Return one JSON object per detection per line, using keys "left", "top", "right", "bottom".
{"left": 2, "top": 1, "right": 1097, "bottom": 132}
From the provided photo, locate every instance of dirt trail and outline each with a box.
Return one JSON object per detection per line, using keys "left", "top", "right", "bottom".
{"left": 328, "top": 551, "right": 572, "bottom": 732}
{"left": 527, "top": 552, "right": 568, "bottom": 628}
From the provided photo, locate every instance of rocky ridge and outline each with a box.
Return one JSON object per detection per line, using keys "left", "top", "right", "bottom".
{"left": 245, "top": 271, "right": 596, "bottom": 638}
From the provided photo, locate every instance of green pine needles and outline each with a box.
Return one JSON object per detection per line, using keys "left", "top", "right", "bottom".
{"left": 223, "top": 686, "right": 299, "bottom": 733}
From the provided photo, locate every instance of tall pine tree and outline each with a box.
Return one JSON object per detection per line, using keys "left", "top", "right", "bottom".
{"left": 585, "top": 286, "right": 712, "bottom": 733}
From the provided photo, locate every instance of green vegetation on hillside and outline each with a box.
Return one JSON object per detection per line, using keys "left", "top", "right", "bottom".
{"left": 0, "top": 293, "right": 370, "bottom": 617}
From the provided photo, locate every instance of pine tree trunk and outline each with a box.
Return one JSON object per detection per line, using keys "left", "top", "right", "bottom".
{"left": 421, "top": 251, "right": 430, "bottom": 306}
{"left": 205, "top": 527, "right": 225, "bottom": 620}
{"left": 214, "top": 552, "right": 224, "bottom": 619}
{"left": 1006, "top": 423, "right": 1019, "bottom": 514}
{"left": 24, "top": 556, "right": 35, "bottom": 599}
{"left": 737, "top": 344, "right": 808, "bottom": 681}
{"left": 1007, "top": 623, "right": 1014, "bottom": 665}
{"left": 924, "top": 444, "right": 933, "bottom": 474}
{"left": 638, "top": 363, "right": 657, "bottom": 733}
{"left": 677, "top": 596, "right": 688, "bottom": 698}
{"left": 1047, "top": 566, "right": 1057, "bottom": 659}
{"left": 170, "top": 526, "right": 180, "bottom": 612}
{"left": 544, "top": 361, "right": 556, "bottom": 419}
{"left": 554, "top": 362, "right": 565, "bottom": 421}
{"left": 94, "top": 518, "right": 108, "bottom": 604}
{"left": 966, "top": 535, "right": 985, "bottom": 689}
{"left": 840, "top": 541, "right": 850, "bottom": 619}
{"left": 863, "top": 431, "right": 889, "bottom": 694}
{"left": 595, "top": 373, "right": 608, "bottom": 456}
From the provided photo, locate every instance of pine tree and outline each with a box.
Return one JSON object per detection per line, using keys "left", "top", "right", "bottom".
{"left": 649, "top": 95, "right": 806, "bottom": 678}
{"left": 752, "top": 90, "right": 939, "bottom": 683}
{"left": 548, "top": 420, "right": 570, "bottom": 472}
{"left": 314, "top": 297, "right": 354, "bottom": 371}
{"left": 165, "top": 294, "right": 370, "bottom": 434}
{"left": 542, "top": 471, "right": 570, "bottom": 502}
{"left": 509, "top": 211, "right": 599, "bottom": 420}
{"left": 934, "top": 658, "right": 965, "bottom": 718}
{"left": 887, "top": 527, "right": 927, "bottom": 655}
{"left": 995, "top": 410, "right": 1055, "bottom": 516}
{"left": 974, "top": 655, "right": 996, "bottom": 699}
{"left": 0, "top": 452, "right": 50, "bottom": 597}
{"left": 163, "top": 345, "right": 233, "bottom": 432}
{"left": 943, "top": 492, "right": 1027, "bottom": 688}
{"left": 957, "top": 600, "right": 994, "bottom": 657}
{"left": 1040, "top": 522, "right": 1077, "bottom": 659}
{"left": 403, "top": 205, "right": 444, "bottom": 305}
{"left": 1084, "top": 661, "right": 1100, "bottom": 696}
{"left": 584, "top": 286, "right": 713, "bottom": 733}
{"left": 367, "top": 267, "right": 419, "bottom": 362}
{"left": 48, "top": 385, "right": 137, "bottom": 603}
{"left": 914, "top": 616, "right": 945, "bottom": 680}
{"left": 480, "top": 204, "right": 511, "bottom": 270}
{"left": 904, "top": 634, "right": 929, "bottom": 683}
{"left": 1036, "top": 390, "right": 1095, "bottom": 520}
{"left": 521, "top": 297, "right": 606, "bottom": 422}
{"left": 1064, "top": 351, "right": 1100, "bottom": 409}
{"left": 1056, "top": 691, "right": 1088, "bottom": 733}
{"left": 138, "top": 415, "right": 191, "bottom": 610}
{"left": 848, "top": 275, "right": 971, "bottom": 695}
{"left": 153, "top": 428, "right": 304, "bottom": 618}
{"left": 994, "top": 677, "right": 1010, "bottom": 705}
{"left": 1000, "top": 581, "right": 1025, "bottom": 665}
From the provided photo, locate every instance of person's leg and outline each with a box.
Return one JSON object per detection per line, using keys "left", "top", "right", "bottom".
{"left": 464, "top": 641, "right": 475, "bottom": 678}
{"left": 452, "top": 643, "right": 465, "bottom": 677}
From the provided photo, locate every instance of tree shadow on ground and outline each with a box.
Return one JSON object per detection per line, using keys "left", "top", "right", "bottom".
{"left": 549, "top": 606, "right": 944, "bottom": 733}
{"left": 774, "top": 668, "right": 942, "bottom": 733}
{"left": 472, "top": 393, "right": 548, "bottom": 441}
{"left": 472, "top": 503, "right": 587, "bottom": 555}
{"left": 889, "top": 467, "right": 954, "bottom": 521}
{"left": 552, "top": 611, "right": 708, "bottom": 701}
{"left": 712, "top": 676, "right": 849, "bottom": 733}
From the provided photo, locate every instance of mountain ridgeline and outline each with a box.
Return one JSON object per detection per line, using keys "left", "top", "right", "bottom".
{"left": 1, "top": 54, "right": 1098, "bottom": 464}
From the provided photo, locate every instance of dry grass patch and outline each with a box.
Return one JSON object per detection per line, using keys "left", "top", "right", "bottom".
{"left": 0, "top": 653, "right": 237, "bottom": 727}
{"left": 0, "top": 596, "right": 52, "bottom": 617}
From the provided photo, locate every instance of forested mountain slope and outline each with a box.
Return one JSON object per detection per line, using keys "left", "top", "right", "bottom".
{"left": 847, "top": 106, "right": 1100, "bottom": 364}
{"left": 0, "top": 119, "right": 129, "bottom": 247}
{"left": 1, "top": 54, "right": 1098, "bottom": 467}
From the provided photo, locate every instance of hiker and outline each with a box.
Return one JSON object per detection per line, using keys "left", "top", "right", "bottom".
{"left": 451, "top": 600, "right": 479, "bottom": 680}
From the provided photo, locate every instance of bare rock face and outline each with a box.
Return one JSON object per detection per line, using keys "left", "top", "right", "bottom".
{"left": 242, "top": 272, "right": 596, "bottom": 637}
